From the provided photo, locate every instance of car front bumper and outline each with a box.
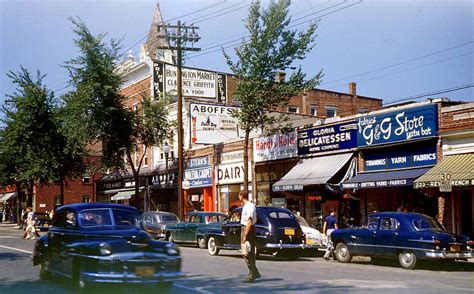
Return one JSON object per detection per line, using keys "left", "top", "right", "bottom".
{"left": 425, "top": 249, "right": 473, "bottom": 259}
{"left": 265, "top": 243, "right": 311, "bottom": 250}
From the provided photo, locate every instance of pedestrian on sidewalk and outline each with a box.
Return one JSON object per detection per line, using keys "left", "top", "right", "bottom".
{"left": 323, "top": 209, "right": 338, "bottom": 260}
{"left": 24, "top": 208, "right": 37, "bottom": 240}
{"left": 239, "top": 190, "right": 261, "bottom": 283}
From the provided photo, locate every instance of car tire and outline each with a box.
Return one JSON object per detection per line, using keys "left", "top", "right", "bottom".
{"left": 73, "top": 261, "right": 89, "bottom": 292}
{"left": 207, "top": 237, "right": 220, "bottom": 256}
{"left": 39, "top": 258, "right": 50, "bottom": 280}
{"left": 335, "top": 243, "right": 352, "bottom": 263}
{"left": 197, "top": 236, "right": 207, "bottom": 249}
{"left": 168, "top": 233, "right": 175, "bottom": 243}
{"left": 398, "top": 250, "right": 417, "bottom": 269}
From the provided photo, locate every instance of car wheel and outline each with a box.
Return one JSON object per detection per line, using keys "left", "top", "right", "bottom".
{"left": 73, "top": 262, "right": 89, "bottom": 292}
{"left": 39, "top": 258, "right": 50, "bottom": 280}
{"left": 207, "top": 237, "right": 220, "bottom": 256}
{"left": 168, "top": 233, "right": 175, "bottom": 243}
{"left": 197, "top": 236, "right": 207, "bottom": 249}
{"left": 398, "top": 250, "right": 417, "bottom": 269}
{"left": 335, "top": 243, "right": 352, "bottom": 263}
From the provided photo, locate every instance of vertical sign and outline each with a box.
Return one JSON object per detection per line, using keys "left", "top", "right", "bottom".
{"left": 153, "top": 62, "right": 164, "bottom": 99}
{"left": 217, "top": 73, "right": 227, "bottom": 103}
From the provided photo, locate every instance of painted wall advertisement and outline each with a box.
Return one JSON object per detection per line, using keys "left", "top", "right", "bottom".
{"left": 184, "top": 156, "right": 212, "bottom": 188}
{"left": 217, "top": 151, "right": 252, "bottom": 185}
{"left": 297, "top": 121, "right": 357, "bottom": 156}
{"left": 153, "top": 61, "right": 227, "bottom": 101}
{"left": 357, "top": 104, "right": 438, "bottom": 147}
{"left": 190, "top": 102, "right": 243, "bottom": 144}
{"left": 253, "top": 131, "right": 297, "bottom": 163}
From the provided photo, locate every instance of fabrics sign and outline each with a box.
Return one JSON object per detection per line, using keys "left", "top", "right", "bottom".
{"left": 297, "top": 121, "right": 357, "bottom": 156}
{"left": 364, "top": 145, "right": 437, "bottom": 171}
{"left": 184, "top": 156, "right": 212, "bottom": 188}
{"left": 357, "top": 104, "right": 438, "bottom": 147}
{"left": 253, "top": 131, "right": 297, "bottom": 163}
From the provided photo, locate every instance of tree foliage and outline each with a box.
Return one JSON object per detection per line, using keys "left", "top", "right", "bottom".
{"left": 223, "top": 0, "right": 322, "bottom": 188}
{"left": 62, "top": 17, "right": 133, "bottom": 170}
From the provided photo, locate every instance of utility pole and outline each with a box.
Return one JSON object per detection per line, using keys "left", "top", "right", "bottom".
{"left": 157, "top": 21, "right": 200, "bottom": 220}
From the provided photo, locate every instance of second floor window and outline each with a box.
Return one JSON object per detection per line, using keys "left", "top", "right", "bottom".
{"left": 310, "top": 105, "right": 318, "bottom": 116}
{"left": 325, "top": 106, "right": 337, "bottom": 118}
{"left": 288, "top": 106, "right": 299, "bottom": 113}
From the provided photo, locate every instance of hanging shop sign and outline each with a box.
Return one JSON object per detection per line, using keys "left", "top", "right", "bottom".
{"left": 184, "top": 156, "right": 213, "bottom": 188}
{"left": 190, "top": 102, "right": 259, "bottom": 144}
{"left": 364, "top": 145, "right": 437, "bottom": 171}
{"left": 152, "top": 61, "right": 227, "bottom": 101}
{"left": 297, "top": 121, "right": 357, "bottom": 156}
{"left": 253, "top": 131, "right": 297, "bottom": 162}
{"left": 357, "top": 104, "right": 438, "bottom": 147}
{"left": 217, "top": 150, "right": 252, "bottom": 185}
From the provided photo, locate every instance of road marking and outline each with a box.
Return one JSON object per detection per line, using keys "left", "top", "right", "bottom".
{"left": 0, "top": 236, "right": 18, "bottom": 239}
{"left": 174, "top": 283, "right": 213, "bottom": 293}
{"left": 0, "top": 245, "right": 32, "bottom": 254}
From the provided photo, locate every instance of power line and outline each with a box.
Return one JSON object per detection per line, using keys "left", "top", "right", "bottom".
{"left": 188, "top": 1, "right": 249, "bottom": 24}
{"left": 321, "top": 41, "right": 474, "bottom": 86}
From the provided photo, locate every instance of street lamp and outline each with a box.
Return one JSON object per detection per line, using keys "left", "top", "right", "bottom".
{"left": 163, "top": 142, "right": 170, "bottom": 186}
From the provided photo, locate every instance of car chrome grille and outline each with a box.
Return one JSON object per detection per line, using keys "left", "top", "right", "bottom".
{"left": 111, "top": 252, "right": 147, "bottom": 261}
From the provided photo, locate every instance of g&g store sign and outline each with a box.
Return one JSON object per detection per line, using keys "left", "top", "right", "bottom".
{"left": 357, "top": 104, "right": 438, "bottom": 147}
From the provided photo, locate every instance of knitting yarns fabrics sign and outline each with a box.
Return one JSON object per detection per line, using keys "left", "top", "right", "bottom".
{"left": 357, "top": 104, "right": 438, "bottom": 147}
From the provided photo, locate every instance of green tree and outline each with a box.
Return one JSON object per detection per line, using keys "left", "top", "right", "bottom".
{"left": 0, "top": 67, "right": 79, "bottom": 222}
{"left": 62, "top": 17, "right": 133, "bottom": 170}
{"left": 223, "top": 0, "right": 322, "bottom": 190}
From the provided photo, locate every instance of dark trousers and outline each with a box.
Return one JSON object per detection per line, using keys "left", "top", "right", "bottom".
{"left": 241, "top": 225, "right": 260, "bottom": 279}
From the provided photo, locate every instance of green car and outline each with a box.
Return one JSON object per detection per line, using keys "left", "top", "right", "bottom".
{"left": 165, "top": 211, "right": 227, "bottom": 248}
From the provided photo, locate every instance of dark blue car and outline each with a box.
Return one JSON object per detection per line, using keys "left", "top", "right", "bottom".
{"left": 199, "top": 206, "right": 311, "bottom": 259}
{"left": 331, "top": 212, "right": 474, "bottom": 269}
{"left": 32, "top": 203, "right": 183, "bottom": 290}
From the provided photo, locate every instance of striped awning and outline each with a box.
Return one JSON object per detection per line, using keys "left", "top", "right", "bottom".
{"left": 0, "top": 192, "right": 17, "bottom": 202}
{"left": 272, "top": 153, "right": 353, "bottom": 191}
{"left": 414, "top": 153, "right": 474, "bottom": 188}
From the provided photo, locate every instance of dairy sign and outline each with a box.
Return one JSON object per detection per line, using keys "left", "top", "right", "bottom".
{"left": 217, "top": 151, "right": 252, "bottom": 185}
{"left": 298, "top": 122, "right": 357, "bottom": 156}
{"left": 190, "top": 103, "right": 243, "bottom": 144}
{"left": 357, "top": 104, "right": 438, "bottom": 147}
{"left": 184, "top": 156, "right": 212, "bottom": 188}
{"left": 253, "top": 131, "right": 297, "bottom": 162}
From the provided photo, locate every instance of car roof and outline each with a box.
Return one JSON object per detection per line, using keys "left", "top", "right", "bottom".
{"left": 369, "top": 212, "right": 431, "bottom": 220}
{"left": 186, "top": 211, "right": 226, "bottom": 216}
{"left": 145, "top": 211, "right": 177, "bottom": 216}
{"left": 56, "top": 203, "right": 139, "bottom": 213}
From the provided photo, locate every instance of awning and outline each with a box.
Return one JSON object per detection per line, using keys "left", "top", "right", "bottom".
{"left": 341, "top": 167, "right": 431, "bottom": 189}
{"left": 0, "top": 192, "right": 17, "bottom": 202}
{"left": 272, "top": 153, "right": 353, "bottom": 192}
{"left": 414, "top": 153, "right": 474, "bottom": 189}
{"left": 110, "top": 189, "right": 142, "bottom": 201}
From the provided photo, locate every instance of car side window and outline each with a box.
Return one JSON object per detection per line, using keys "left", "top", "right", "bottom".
{"left": 185, "top": 215, "right": 192, "bottom": 222}
{"left": 367, "top": 217, "right": 379, "bottom": 230}
{"left": 230, "top": 211, "right": 241, "bottom": 222}
{"left": 380, "top": 217, "right": 392, "bottom": 230}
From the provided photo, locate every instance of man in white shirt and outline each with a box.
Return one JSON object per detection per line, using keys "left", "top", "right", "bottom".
{"left": 239, "top": 190, "right": 261, "bottom": 283}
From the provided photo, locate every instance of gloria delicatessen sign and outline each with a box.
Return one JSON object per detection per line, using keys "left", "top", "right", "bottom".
{"left": 298, "top": 121, "right": 357, "bottom": 156}
{"left": 357, "top": 104, "right": 438, "bottom": 147}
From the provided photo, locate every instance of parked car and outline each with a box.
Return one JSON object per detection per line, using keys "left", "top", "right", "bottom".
{"left": 165, "top": 211, "right": 227, "bottom": 248}
{"left": 32, "top": 203, "right": 183, "bottom": 290}
{"left": 294, "top": 214, "right": 325, "bottom": 248}
{"left": 331, "top": 212, "right": 474, "bottom": 269}
{"left": 140, "top": 211, "right": 180, "bottom": 240}
{"left": 32, "top": 212, "right": 52, "bottom": 232}
{"left": 200, "top": 206, "right": 311, "bottom": 259}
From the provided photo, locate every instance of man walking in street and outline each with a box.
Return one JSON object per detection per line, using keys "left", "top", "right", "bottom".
{"left": 239, "top": 190, "right": 261, "bottom": 283}
{"left": 323, "top": 209, "right": 338, "bottom": 260}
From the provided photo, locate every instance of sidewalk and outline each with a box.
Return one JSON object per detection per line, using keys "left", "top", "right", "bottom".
{"left": 0, "top": 222, "right": 22, "bottom": 229}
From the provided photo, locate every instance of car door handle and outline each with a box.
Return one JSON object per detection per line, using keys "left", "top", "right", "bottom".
{"left": 351, "top": 235, "right": 357, "bottom": 239}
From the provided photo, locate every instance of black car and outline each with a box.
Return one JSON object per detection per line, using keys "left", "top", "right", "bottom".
{"left": 32, "top": 212, "right": 52, "bottom": 232}
{"left": 331, "top": 212, "right": 474, "bottom": 269}
{"left": 199, "top": 206, "right": 310, "bottom": 259}
{"left": 32, "top": 203, "right": 183, "bottom": 290}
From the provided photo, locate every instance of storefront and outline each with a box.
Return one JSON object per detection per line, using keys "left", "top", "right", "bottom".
{"left": 216, "top": 150, "right": 252, "bottom": 214}
{"left": 183, "top": 155, "right": 214, "bottom": 212}
{"left": 149, "top": 161, "right": 178, "bottom": 213}
{"left": 343, "top": 103, "right": 439, "bottom": 221}
{"left": 96, "top": 172, "right": 146, "bottom": 208}
{"left": 272, "top": 121, "right": 358, "bottom": 229}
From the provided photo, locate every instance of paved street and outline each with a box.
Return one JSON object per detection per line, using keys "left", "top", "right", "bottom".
{"left": 0, "top": 223, "right": 473, "bottom": 294}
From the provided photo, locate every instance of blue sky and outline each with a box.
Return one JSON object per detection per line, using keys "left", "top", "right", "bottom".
{"left": 1, "top": 0, "right": 473, "bottom": 109}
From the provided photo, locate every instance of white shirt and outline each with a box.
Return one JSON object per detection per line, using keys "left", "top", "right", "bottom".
{"left": 240, "top": 201, "right": 257, "bottom": 226}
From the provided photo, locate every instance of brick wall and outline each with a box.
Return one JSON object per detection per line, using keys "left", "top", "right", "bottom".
{"left": 440, "top": 103, "right": 474, "bottom": 132}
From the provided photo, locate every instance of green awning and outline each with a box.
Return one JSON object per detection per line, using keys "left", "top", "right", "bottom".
{"left": 414, "top": 153, "right": 474, "bottom": 188}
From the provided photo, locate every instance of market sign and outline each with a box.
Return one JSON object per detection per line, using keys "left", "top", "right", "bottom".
{"left": 297, "top": 121, "right": 357, "bottom": 156}
{"left": 364, "top": 145, "right": 437, "bottom": 171}
{"left": 357, "top": 104, "right": 438, "bottom": 147}
{"left": 184, "top": 156, "right": 212, "bottom": 188}
{"left": 253, "top": 131, "right": 297, "bottom": 162}
{"left": 153, "top": 61, "right": 227, "bottom": 101}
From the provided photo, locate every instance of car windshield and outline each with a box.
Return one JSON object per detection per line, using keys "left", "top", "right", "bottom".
{"left": 79, "top": 208, "right": 139, "bottom": 228}
{"left": 413, "top": 216, "right": 444, "bottom": 230}
{"left": 205, "top": 215, "right": 225, "bottom": 223}
{"left": 160, "top": 214, "right": 179, "bottom": 222}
